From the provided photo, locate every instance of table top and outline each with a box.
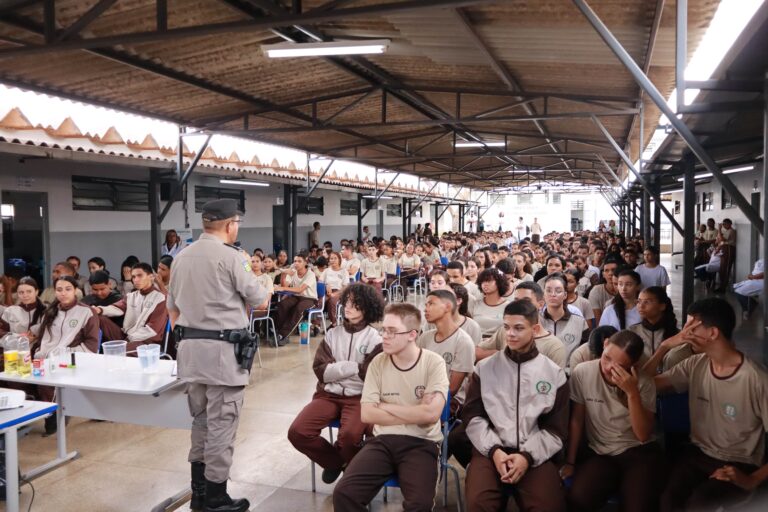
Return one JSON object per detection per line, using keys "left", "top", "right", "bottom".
{"left": 0, "top": 399, "right": 57, "bottom": 430}
{"left": 0, "top": 353, "right": 182, "bottom": 396}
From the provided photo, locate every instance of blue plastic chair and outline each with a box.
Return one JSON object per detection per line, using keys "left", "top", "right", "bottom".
{"left": 310, "top": 418, "right": 342, "bottom": 492}
{"left": 658, "top": 392, "right": 691, "bottom": 434}
{"left": 306, "top": 282, "right": 328, "bottom": 337}
{"left": 160, "top": 318, "right": 173, "bottom": 360}
{"left": 440, "top": 256, "right": 449, "bottom": 266}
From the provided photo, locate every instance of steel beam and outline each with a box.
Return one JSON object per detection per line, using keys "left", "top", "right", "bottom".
{"left": 685, "top": 79, "right": 763, "bottom": 92}
{"left": 56, "top": 0, "right": 118, "bottom": 41}
{"left": 595, "top": 154, "right": 628, "bottom": 191}
{"left": 682, "top": 155, "right": 695, "bottom": 316}
{"left": 303, "top": 159, "right": 335, "bottom": 198}
{"left": 575, "top": 0, "right": 764, "bottom": 232}
{"left": 404, "top": 182, "right": 440, "bottom": 222}
{"left": 158, "top": 134, "right": 212, "bottom": 223}
{"left": 361, "top": 172, "right": 401, "bottom": 220}
{"left": 676, "top": 0, "right": 686, "bottom": 113}
{"left": 437, "top": 187, "right": 464, "bottom": 221}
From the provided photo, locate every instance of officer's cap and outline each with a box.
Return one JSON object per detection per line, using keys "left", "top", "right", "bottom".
{"left": 201, "top": 199, "right": 243, "bottom": 222}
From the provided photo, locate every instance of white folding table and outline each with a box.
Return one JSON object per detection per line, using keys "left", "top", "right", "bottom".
{"left": 0, "top": 400, "right": 57, "bottom": 512}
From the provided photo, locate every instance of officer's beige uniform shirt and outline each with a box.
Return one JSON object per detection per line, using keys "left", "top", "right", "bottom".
{"left": 168, "top": 233, "right": 266, "bottom": 387}
{"left": 661, "top": 353, "right": 768, "bottom": 466}
{"left": 361, "top": 349, "right": 449, "bottom": 442}
{"left": 571, "top": 359, "right": 657, "bottom": 456}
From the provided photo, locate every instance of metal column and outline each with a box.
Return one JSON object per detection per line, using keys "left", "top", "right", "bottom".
{"left": 357, "top": 193, "right": 364, "bottom": 242}
{"left": 763, "top": 72, "right": 768, "bottom": 365}
{"left": 289, "top": 186, "right": 298, "bottom": 258}
{"left": 642, "top": 190, "right": 651, "bottom": 247}
{"left": 149, "top": 171, "right": 161, "bottom": 266}
{"left": 402, "top": 197, "right": 408, "bottom": 240}
{"left": 683, "top": 156, "right": 696, "bottom": 317}
{"left": 653, "top": 181, "right": 661, "bottom": 248}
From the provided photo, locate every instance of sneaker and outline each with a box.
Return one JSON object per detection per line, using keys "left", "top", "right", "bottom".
{"left": 321, "top": 467, "right": 344, "bottom": 484}
{"left": 276, "top": 335, "right": 289, "bottom": 347}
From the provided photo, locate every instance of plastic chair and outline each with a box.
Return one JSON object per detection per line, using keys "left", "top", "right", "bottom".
{"left": 381, "top": 391, "right": 463, "bottom": 512}
{"left": 160, "top": 318, "right": 174, "bottom": 360}
{"left": 440, "top": 256, "right": 449, "bottom": 267}
{"left": 657, "top": 392, "right": 691, "bottom": 434}
{"left": 389, "top": 265, "right": 404, "bottom": 303}
{"left": 306, "top": 282, "right": 328, "bottom": 337}
{"left": 97, "top": 329, "right": 103, "bottom": 353}
{"left": 310, "top": 418, "right": 341, "bottom": 492}
{"left": 250, "top": 295, "right": 278, "bottom": 350}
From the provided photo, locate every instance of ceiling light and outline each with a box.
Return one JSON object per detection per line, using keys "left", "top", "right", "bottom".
{"left": 219, "top": 179, "right": 269, "bottom": 187}
{"left": 508, "top": 169, "right": 545, "bottom": 173}
{"left": 263, "top": 40, "right": 390, "bottom": 58}
{"left": 363, "top": 195, "right": 393, "bottom": 199}
{"left": 455, "top": 141, "right": 506, "bottom": 148}
{"left": 675, "top": 165, "right": 754, "bottom": 182}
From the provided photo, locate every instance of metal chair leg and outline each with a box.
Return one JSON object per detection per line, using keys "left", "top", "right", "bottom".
{"left": 311, "top": 461, "right": 316, "bottom": 492}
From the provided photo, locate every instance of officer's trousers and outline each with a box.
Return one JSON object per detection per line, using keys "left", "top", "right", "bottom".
{"left": 187, "top": 383, "right": 245, "bottom": 482}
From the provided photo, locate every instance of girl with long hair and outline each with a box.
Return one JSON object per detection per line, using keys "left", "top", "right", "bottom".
{"left": 448, "top": 282, "right": 482, "bottom": 345}
{"left": 630, "top": 286, "right": 680, "bottom": 362}
{"left": 598, "top": 269, "right": 642, "bottom": 330}
{"left": 471, "top": 268, "right": 511, "bottom": 338}
{"left": 0, "top": 276, "right": 45, "bottom": 340}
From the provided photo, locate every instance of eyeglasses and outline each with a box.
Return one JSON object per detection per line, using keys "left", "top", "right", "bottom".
{"left": 378, "top": 328, "right": 415, "bottom": 338}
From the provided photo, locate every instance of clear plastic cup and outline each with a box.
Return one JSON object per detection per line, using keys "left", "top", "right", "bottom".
{"left": 137, "top": 344, "right": 160, "bottom": 374}
{"left": 102, "top": 340, "right": 127, "bottom": 371}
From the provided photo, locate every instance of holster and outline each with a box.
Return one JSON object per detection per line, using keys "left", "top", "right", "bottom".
{"left": 175, "top": 326, "right": 258, "bottom": 372}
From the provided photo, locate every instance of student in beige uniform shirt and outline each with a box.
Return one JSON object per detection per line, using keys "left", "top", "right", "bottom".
{"left": 655, "top": 298, "right": 768, "bottom": 512}
{"left": 447, "top": 283, "right": 482, "bottom": 345}
{"left": 333, "top": 303, "right": 449, "bottom": 511}
{"left": 562, "top": 331, "right": 663, "bottom": 512}
{"left": 569, "top": 325, "right": 618, "bottom": 370}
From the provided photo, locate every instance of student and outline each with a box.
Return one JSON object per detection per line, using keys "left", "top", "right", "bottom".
{"left": 428, "top": 269, "right": 450, "bottom": 291}
{"left": 263, "top": 253, "right": 281, "bottom": 285}
{"left": 359, "top": 243, "right": 385, "bottom": 290}
{"left": 588, "top": 257, "right": 620, "bottom": 324}
{"left": 66, "top": 255, "right": 87, "bottom": 291}
{"left": 569, "top": 325, "right": 619, "bottom": 370}
{"left": 465, "top": 258, "right": 480, "bottom": 283}
{"left": 463, "top": 299, "right": 568, "bottom": 512}
{"left": 539, "top": 273, "right": 589, "bottom": 365}
{"left": 249, "top": 253, "right": 274, "bottom": 318}
{"left": 92, "top": 263, "right": 168, "bottom": 352}
{"left": 418, "top": 290, "right": 475, "bottom": 412}
{"left": 472, "top": 268, "right": 512, "bottom": 338}
{"left": 161, "top": 229, "right": 183, "bottom": 258}
{"left": 656, "top": 298, "right": 768, "bottom": 511}
{"left": 320, "top": 251, "right": 349, "bottom": 327}
{"left": 629, "top": 286, "right": 679, "bottom": 360}
{"left": 154, "top": 255, "right": 173, "bottom": 295}
{"left": 512, "top": 252, "right": 534, "bottom": 283}
{"left": 119, "top": 255, "right": 139, "bottom": 296}
{"left": 446, "top": 260, "right": 481, "bottom": 302}
{"left": 40, "top": 262, "right": 84, "bottom": 305}
{"left": 276, "top": 250, "right": 290, "bottom": 269}
{"left": 340, "top": 243, "right": 361, "bottom": 280}
{"left": 635, "top": 246, "right": 671, "bottom": 290}
{"left": 0, "top": 276, "right": 45, "bottom": 339}
{"left": 447, "top": 282, "right": 482, "bottom": 345}
{"left": 333, "top": 303, "right": 449, "bottom": 511}
{"left": 288, "top": 284, "right": 384, "bottom": 484}
{"left": 599, "top": 269, "right": 642, "bottom": 331}
{"left": 733, "top": 258, "right": 764, "bottom": 319}
{"left": 534, "top": 254, "right": 565, "bottom": 285}
{"left": 274, "top": 253, "right": 318, "bottom": 345}
{"left": 82, "top": 270, "right": 123, "bottom": 324}
{"left": 715, "top": 218, "right": 737, "bottom": 293}
{"left": 562, "top": 330, "right": 662, "bottom": 512}
{"left": 564, "top": 270, "right": 595, "bottom": 328}
{"left": 84, "top": 256, "right": 119, "bottom": 294}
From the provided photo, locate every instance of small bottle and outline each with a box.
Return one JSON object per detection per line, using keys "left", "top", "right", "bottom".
{"left": 17, "top": 336, "right": 32, "bottom": 377}
{"left": 299, "top": 321, "right": 309, "bottom": 345}
{"left": 3, "top": 334, "right": 19, "bottom": 376}
{"left": 32, "top": 352, "right": 45, "bottom": 378}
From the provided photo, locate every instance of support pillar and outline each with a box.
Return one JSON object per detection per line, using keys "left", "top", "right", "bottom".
{"left": 683, "top": 156, "right": 696, "bottom": 317}
{"left": 653, "top": 180, "right": 661, "bottom": 248}
{"left": 149, "top": 171, "right": 161, "bottom": 266}
{"left": 357, "top": 193, "right": 364, "bottom": 243}
{"left": 402, "top": 197, "right": 408, "bottom": 241}
{"left": 762, "top": 72, "right": 768, "bottom": 365}
{"left": 289, "top": 186, "right": 298, "bottom": 258}
{"left": 642, "top": 189, "right": 651, "bottom": 247}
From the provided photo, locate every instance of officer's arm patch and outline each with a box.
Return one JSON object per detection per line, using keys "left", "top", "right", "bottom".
{"left": 243, "top": 260, "right": 252, "bottom": 273}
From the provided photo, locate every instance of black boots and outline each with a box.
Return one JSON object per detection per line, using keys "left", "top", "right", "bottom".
{"left": 204, "top": 479, "right": 250, "bottom": 512}
{"left": 190, "top": 462, "right": 206, "bottom": 511}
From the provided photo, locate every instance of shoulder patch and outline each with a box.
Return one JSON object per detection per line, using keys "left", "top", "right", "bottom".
{"left": 224, "top": 243, "right": 243, "bottom": 252}
{"left": 242, "top": 260, "right": 252, "bottom": 273}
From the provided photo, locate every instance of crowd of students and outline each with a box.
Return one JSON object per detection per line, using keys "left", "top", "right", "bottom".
{"left": 277, "top": 227, "right": 768, "bottom": 512}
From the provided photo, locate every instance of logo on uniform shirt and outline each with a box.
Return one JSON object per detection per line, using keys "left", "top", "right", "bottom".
{"left": 563, "top": 333, "right": 576, "bottom": 345}
{"left": 442, "top": 352, "right": 454, "bottom": 365}
{"left": 69, "top": 319, "right": 78, "bottom": 328}
{"left": 243, "top": 260, "right": 252, "bottom": 273}
{"left": 535, "top": 381, "right": 552, "bottom": 395}
{"left": 722, "top": 403, "right": 737, "bottom": 420}
{"left": 414, "top": 385, "right": 426, "bottom": 399}
{"left": 358, "top": 344, "right": 368, "bottom": 355}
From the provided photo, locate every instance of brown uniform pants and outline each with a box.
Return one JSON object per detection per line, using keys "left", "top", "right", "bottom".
{"left": 274, "top": 295, "right": 316, "bottom": 337}
{"left": 333, "top": 434, "right": 439, "bottom": 512}
{"left": 287, "top": 390, "right": 367, "bottom": 471}
{"left": 466, "top": 448, "right": 566, "bottom": 512}
{"left": 567, "top": 443, "right": 664, "bottom": 512}
{"left": 660, "top": 445, "right": 758, "bottom": 512}
{"left": 719, "top": 245, "right": 735, "bottom": 288}
{"left": 326, "top": 290, "right": 342, "bottom": 327}
{"left": 98, "top": 316, "right": 158, "bottom": 352}
{"left": 187, "top": 383, "right": 245, "bottom": 483}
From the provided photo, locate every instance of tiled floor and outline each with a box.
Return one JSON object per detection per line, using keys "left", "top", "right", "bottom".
{"left": 6, "top": 255, "right": 766, "bottom": 511}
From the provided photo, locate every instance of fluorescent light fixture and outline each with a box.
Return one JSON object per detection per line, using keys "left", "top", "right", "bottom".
{"left": 264, "top": 39, "right": 390, "bottom": 58}
{"left": 219, "top": 179, "right": 269, "bottom": 187}
{"left": 675, "top": 164, "right": 754, "bottom": 182}
{"left": 455, "top": 141, "right": 505, "bottom": 148}
{"left": 665, "top": 189, "right": 684, "bottom": 194}
{"left": 363, "top": 195, "right": 393, "bottom": 199}
{"left": 508, "top": 169, "right": 545, "bottom": 173}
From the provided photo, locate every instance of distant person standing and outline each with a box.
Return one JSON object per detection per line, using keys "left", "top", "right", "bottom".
{"left": 530, "top": 218, "right": 542, "bottom": 244}
{"left": 162, "top": 229, "right": 183, "bottom": 258}
{"left": 478, "top": 218, "right": 485, "bottom": 233}
{"left": 516, "top": 216, "right": 525, "bottom": 241}
{"left": 168, "top": 199, "right": 266, "bottom": 512}
{"left": 423, "top": 222, "right": 433, "bottom": 238}
{"left": 715, "top": 219, "right": 736, "bottom": 293}
{"left": 309, "top": 221, "right": 321, "bottom": 249}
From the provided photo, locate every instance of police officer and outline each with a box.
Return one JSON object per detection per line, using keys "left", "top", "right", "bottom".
{"left": 168, "top": 199, "right": 266, "bottom": 512}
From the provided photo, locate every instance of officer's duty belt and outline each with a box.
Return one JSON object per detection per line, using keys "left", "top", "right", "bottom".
{"left": 176, "top": 326, "right": 242, "bottom": 341}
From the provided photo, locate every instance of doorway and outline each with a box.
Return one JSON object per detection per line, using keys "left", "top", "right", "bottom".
{"left": 2, "top": 191, "right": 49, "bottom": 288}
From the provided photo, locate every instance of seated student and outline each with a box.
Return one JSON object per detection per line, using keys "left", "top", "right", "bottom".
{"left": 539, "top": 273, "right": 589, "bottom": 365}
{"left": 118, "top": 255, "right": 139, "bottom": 297}
{"left": 333, "top": 303, "right": 449, "bottom": 511}
{"left": 588, "top": 257, "right": 620, "bottom": 324}
{"left": 397, "top": 243, "right": 422, "bottom": 294}
{"left": 288, "top": 284, "right": 384, "bottom": 484}
{"left": 569, "top": 325, "right": 619, "bottom": 370}
{"left": 447, "top": 282, "right": 482, "bottom": 345}
{"left": 0, "top": 276, "right": 45, "bottom": 340}
{"left": 84, "top": 256, "right": 119, "bottom": 295}
{"left": 446, "top": 261, "right": 482, "bottom": 302}
{"left": 92, "top": 263, "right": 168, "bottom": 352}
{"left": 379, "top": 242, "right": 398, "bottom": 291}
{"left": 418, "top": 290, "right": 475, "bottom": 413}
{"left": 463, "top": 299, "right": 568, "bottom": 512}
{"left": 694, "top": 242, "right": 722, "bottom": 285}
{"left": 428, "top": 269, "right": 450, "bottom": 291}
{"left": 472, "top": 268, "right": 512, "bottom": 338}
{"left": 321, "top": 251, "right": 350, "bottom": 328}
{"left": 476, "top": 282, "right": 566, "bottom": 369}
{"left": 733, "top": 258, "right": 764, "bottom": 319}
{"left": 535, "top": 254, "right": 566, "bottom": 287}
{"left": 565, "top": 269, "right": 595, "bottom": 328}
{"left": 274, "top": 253, "right": 318, "bottom": 346}
{"left": 40, "top": 262, "right": 84, "bottom": 305}
{"left": 154, "top": 255, "right": 173, "bottom": 295}
{"left": 599, "top": 269, "right": 642, "bottom": 331}
{"left": 562, "top": 331, "right": 663, "bottom": 512}
{"left": 656, "top": 298, "right": 768, "bottom": 512}
{"left": 340, "top": 243, "right": 361, "bottom": 280}
{"left": 66, "top": 255, "right": 88, "bottom": 291}
{"left": 359, "top": 243, "right": 385, "bottom": 291}
{"left": 629, "top": 286, "right": 679, "bottom": 362}
{"left": 249, "top": 253, "right": 274, "bottom": 316}
{"left": 635, "top": 246, "right": 671, "bottom": 290}
{"left": 82, "top": 270, "right": 124, "bottom": 326}
{"left": 262, "top": 253, "right": 281, "bottom": 285}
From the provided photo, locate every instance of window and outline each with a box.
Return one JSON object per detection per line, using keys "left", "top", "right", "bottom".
{"left": 195, "top": 186, "right": 245, "bottom": 213}
{"left": 552, "top": 193, "right": 561, "bottom": 204}
{"left": 340, "top": 199, "right": 359, "bottom": 216}
{"left": 571, "top": 200, "right": 584, "bottom": 209}
{"left": 702, "top": 192, "right": 714, "bottom": 211}
{"left": 674, "top": 200, "right": 681, "bottom": 214}
{"left": 297, "top": 196, "right": 324, "bottom": 215}
{"left": 72, "top": 175, "right": 148, "bottom": 211}
{"left": 490, "top": 194, "right": 506, "bottom": 206}
{"left": 517, "top": 194, "right": 532, "bottom": 205}
{"left": 721, "top": 188, "right": 734, "bottom": 209}
{"left": 386, "top": 204, "right": 402, "bottom": 217}
{"left": 411, "top": 205, "right": 423, "bottom": 217}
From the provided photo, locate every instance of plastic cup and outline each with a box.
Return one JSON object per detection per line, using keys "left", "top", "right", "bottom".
{"left": 137, "top": 344, "right": 160, "bottom": 374}
{"left": 102, "top": 340, "right": 127, "bottom": 371}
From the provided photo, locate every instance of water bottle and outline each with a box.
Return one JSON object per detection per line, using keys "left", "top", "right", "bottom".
{"left": 32, "top": 352, "right": 45, "bottom": 378}
{"left": 17, "top": 336, "right": 31, "bottom": 377}
{"left": 299, "top": 321, "right": 309, "bottom": 345}
{"left": 3, "top": 334, "right": 19, "bottom": 376}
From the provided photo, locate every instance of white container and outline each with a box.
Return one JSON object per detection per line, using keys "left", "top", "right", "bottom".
{"left": 137, "top": 344, "right": 160, "bottom": 374}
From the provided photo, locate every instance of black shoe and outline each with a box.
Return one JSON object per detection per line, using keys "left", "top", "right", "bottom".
{"left": 204, "top": 479, "right": 250, "bottom": 512}
{"left": 43, "top": 415, "right": 57, "bottom": 437}
{"left": 321, "top": 466, "right": 344, "bottom": 484}
{"left": 191, "top": 462, "right": 206, "bottom": 511}
{"left": 276, "top": 335, "right": 289, "bottom": 347}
